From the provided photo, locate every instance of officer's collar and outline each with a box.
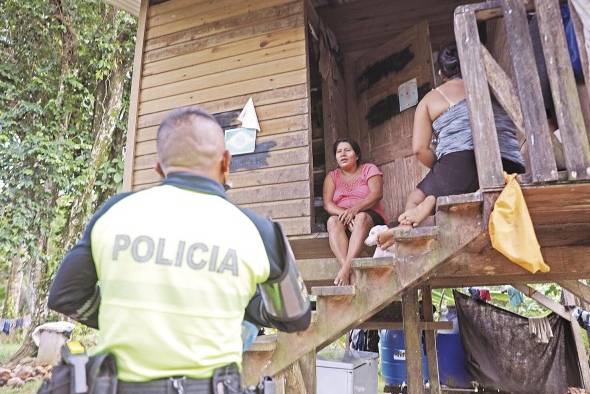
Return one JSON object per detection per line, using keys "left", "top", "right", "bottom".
{"left": 162, "top": 172, "right": 227, "bottom": 199}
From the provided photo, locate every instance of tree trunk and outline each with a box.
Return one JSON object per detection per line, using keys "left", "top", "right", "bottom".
{"left": 7, "top": 222, "right": 53, "bottom": 366}
{"left": 64, "top": 10, "right": 132, "bottom": 250}
{"left": 2, "top": 255, "right": 24, "bottom": 318}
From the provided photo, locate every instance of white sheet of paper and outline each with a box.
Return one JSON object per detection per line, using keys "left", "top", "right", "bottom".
{"left": 398, "top": 78, "right": 419, "bottom": 112}
{"left": 237, "top": 97, "right": 260, "bottom": 131}
{"left": 225, "top": 127, "right": 256, "bottom": 156}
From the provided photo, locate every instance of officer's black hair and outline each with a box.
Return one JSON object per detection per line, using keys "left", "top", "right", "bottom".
{"left": 157, "top": 107, "right": 221, "bottom": 153}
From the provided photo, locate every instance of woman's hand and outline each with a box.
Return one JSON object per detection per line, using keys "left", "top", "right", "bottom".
{"left": 338, "top": 207, "right": 359, "bottom": 226}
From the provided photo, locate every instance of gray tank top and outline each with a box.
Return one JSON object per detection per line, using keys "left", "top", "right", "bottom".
{"left": 432, "top": 89, "right": 524, "bottom": 166}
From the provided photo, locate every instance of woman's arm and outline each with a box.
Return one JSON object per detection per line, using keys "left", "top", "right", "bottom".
{"left": 323, "top": 174, "right": 345, "bottom": 216}
{"left": 412, "top": 99, "right": 436, "bottom": 169}
{"left": 339, "top": 174, "right": 384, "bottom": 225}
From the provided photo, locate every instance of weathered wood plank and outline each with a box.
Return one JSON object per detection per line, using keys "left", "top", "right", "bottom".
{"left": 141, "top": 55, "right": 307, "bottom": 102}
{"left": 146, "top": 2, "right": 303, "bottom": 53}
{"left": 146, "top": 13, "right": 304, "bottom": 65}
{"left": 536, "top": 0, "right": 590, "bottom": 180}
{"left": 431, "top": 245, "right": 590, "bottom": 287}
{"left": 122, "top": 0, "right": 148, "bottom": 192}
{"left": 138, "top": 70, "right": 308, "bottom": 115}
{"left": 359, "top": 321, "right": 453, "bottom": 330}
{"left": 241, "top": 198, "right": 310, "bottom": 219}
{"left": 146, "top": 0, "right": 296, "bottom": 40}
{"left": 422, "top": 285, "right": 441, "bottom": 394}
{"left": 502, "top": 0, "right": 558, "bottom": 182}
{"left": 228, "top": 180, "right": 310, "bottom": 205}
{"left": 402, "top": 288, "right": 424, "bottom": 394}
{"left": 455, "top": 9, "right": 505, "bottom": 189}
{"left": 137, "top": 84, "right": 308, "bottom": 129}
{"left": 136, "top": 127, "right": 309, "bottom": 158}
{"left": 143, "top": 41, "right": 305, "bottom": 89}
{"left": 143, "top": 26, "right": 305, "bottom": 75}
{"left": 134, "top": 162, "right": 309, "bottom": 190}
{"left": 275, "top": 216, "right": 311, "bottom": 236}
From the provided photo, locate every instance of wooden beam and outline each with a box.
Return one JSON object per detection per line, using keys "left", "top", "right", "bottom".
{"left": 422, "top": 285, "right": 442, "bottom": 394}
{"left": 562, "top": 289, "right": 590, "bottom": 389}
{"left": 298, "top": 349, "right": 316, "bottom": 394}
{"left": 359, "top": 321, "right": 453, "bottom": 330}
{"left": 455, "top": 9, "right": 504, "bottom": 189}
{"left": 431, "top": 246, "right": 590, "bottom": 288}
{"left": 559, "top": 280, "right": 590, "bottom": 306}
{"left": 481, "top": 44, "right": 525, "bottom": 136}
{"left": 123, "top": 0, "right": 148, "bottom": 191}
{"left": 535, "top": 0, "right": 590, "bottom": 181}
{"left": 502, "top": 0, "right": 558, "bottom": 183}
{"left": 402, "top": 288, "right": 424, "bottom": 394}
{"left": 511, "top": 284, "right": 570, "bottom": 320}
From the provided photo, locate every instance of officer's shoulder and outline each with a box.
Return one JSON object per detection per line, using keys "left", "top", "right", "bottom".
{"left": 94, "top": 192, "right": 135, "bottom": 219}
{"left": 236, "top": 207, "right": 276, "bottom": 238}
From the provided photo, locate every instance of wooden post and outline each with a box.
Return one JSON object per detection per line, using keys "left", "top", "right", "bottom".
{"left": 535, "top": 0, "right": 590, "bottom": 180}
{"left": 122, "top": 0, "right": 148, "bottom": 192}
{"left": 455, "top": 8, "right": 505, "bottom": 189}
{"left": 298, "top": 349, "right": 316, "bottom": 394}
{"left": 422, "top": 286, "right": 441, "bottom": 394}
{"left": 502, "top": 0, "right": 558, "bottom": 183}
{"left": 513, "top": 283, "right": 590, "bottom": 388}
{"left": 402, "top": 288, "right": 423, "bottom": 394}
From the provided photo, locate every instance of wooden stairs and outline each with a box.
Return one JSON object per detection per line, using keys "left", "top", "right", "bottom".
{"left": 242, "top": 192, "right": 486, "bottom": 390}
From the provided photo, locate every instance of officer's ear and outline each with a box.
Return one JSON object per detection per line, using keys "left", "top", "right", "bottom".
{"left": 155, "top": 162, "right": 165, "bottom": 179}
{"left": 221, "top": 150, "right": 231, "bottom": 181}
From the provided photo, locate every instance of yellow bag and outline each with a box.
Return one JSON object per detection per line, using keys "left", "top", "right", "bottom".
{"left": 489, "top": 173, "right": 550, "bottom": 273}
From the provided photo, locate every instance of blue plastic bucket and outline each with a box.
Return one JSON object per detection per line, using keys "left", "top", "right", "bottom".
{"left": 436, "top": 308, "right": 473, "bottom": 388}
{"left": 379, "top": 329, "right": 429, "bottom": 386}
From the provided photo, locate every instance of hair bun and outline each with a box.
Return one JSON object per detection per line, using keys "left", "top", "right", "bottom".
{"left": 438, "top": 43, "right": 460, "bottom": 78}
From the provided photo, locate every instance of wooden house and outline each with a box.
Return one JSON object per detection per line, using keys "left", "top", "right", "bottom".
{"left": 106, "top": 0, "right": 590, "bottom": 392}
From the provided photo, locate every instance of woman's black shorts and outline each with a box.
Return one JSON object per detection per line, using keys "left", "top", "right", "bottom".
{"left": 416, "top": 150, "right": 525, "bottom": 198}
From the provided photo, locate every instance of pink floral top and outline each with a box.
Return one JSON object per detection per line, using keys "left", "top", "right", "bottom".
{"left": 329, "top": 163, "right": 386, "bottom": 222}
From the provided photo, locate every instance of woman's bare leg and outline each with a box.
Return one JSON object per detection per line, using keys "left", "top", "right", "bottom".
{"left": 334, "top": 212, "right": 374, "bottom": 285}
{"left": 327, "top": 216, "right": 349, "bottom": 285}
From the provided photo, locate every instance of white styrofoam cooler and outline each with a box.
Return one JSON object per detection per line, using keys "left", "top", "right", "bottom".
{"left": 316, "top": 350, "right": 379, "bottom": 394}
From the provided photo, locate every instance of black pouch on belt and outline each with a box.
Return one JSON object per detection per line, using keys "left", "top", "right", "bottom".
{"left": 37, "top": 347, "right": 117, "bottom": 394}
{"left": 211, "top": 363, "right": 241, "bottom": 394}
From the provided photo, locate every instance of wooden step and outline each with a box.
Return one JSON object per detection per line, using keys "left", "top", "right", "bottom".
{"left": 436, "top": 191, "right": 483, "bottom": 211}
{"left": 392, "top": 226, "right": 439, "bottom": 243}
{"left": 247, "top": 334, "right": 277, "bottom": 352}
{"left": 311, "top": 285, "right": 355, "bottom": 297}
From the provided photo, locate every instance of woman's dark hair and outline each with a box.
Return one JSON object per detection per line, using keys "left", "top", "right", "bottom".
{"left": 333, "top": 139, "right": 362, "bottom": 163}
{"left": 438, "top": 43, "right": 460, "bottom": 79}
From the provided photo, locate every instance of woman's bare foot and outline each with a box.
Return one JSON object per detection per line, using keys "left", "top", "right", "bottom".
{"left": 334, "top": 264, "right": 354, "bottom": 286}
{"left": 398, "top": 196, "right": 436, "bottom": 227}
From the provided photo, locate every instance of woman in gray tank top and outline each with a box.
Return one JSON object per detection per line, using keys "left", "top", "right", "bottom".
{"left": 377, "top": 44, "right": 525, "bottom": 249}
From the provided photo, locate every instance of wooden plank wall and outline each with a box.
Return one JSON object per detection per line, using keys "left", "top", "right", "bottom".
{"left": 126, "top": 0, "right": 313, "bottom": 236}
{"left": 351, "top": 23, "right": 433, "bottom": 221}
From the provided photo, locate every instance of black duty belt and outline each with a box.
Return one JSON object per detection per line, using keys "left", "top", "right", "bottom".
{"left": 117, "top": 377, "right": 213, "bottom": 394}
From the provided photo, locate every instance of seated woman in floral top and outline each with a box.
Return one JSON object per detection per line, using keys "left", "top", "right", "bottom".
{"left": 323, "top": 139, "right": 386, "bottom": 286}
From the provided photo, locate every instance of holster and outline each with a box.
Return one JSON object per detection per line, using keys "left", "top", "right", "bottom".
{"left": 37, "top": 352, "right": 117, "bottom": 394}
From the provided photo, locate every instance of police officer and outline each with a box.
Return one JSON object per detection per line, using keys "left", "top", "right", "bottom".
{"left": 48, "top": 107, "right": 311, "bottom": 393}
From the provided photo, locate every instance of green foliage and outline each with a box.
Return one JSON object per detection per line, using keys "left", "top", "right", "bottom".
{"left": 0, "top": 0, "right": 136, "bottom": 312}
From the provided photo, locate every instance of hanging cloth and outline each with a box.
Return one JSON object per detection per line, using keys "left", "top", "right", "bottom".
{"left": 489, "top": 173, "right": 550, "bottom": 273}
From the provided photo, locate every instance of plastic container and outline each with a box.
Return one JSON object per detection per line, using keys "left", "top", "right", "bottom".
{"left": 436, "top": 307, "right": 473, "bottom": 388}
{"left": 316, "top": 349, "right": 379, "bottom": 394}
{"left": 379, "top": 329, "right": 429, "bottom": 386}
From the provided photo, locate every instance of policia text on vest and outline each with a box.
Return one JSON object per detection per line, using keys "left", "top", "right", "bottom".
{"left": 112, "top": 234, "right": 239, "bottom": 276}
